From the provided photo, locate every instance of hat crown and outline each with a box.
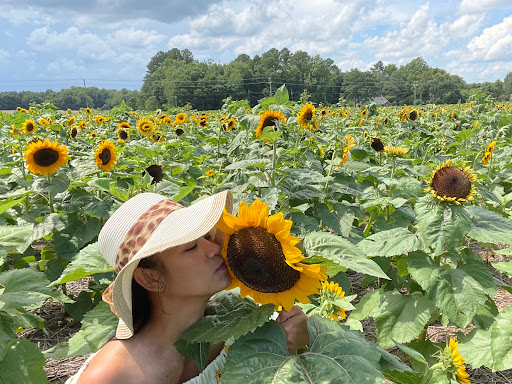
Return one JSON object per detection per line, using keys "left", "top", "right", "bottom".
{"left": 98, "top": 193, "right": 182, "bottom": 270}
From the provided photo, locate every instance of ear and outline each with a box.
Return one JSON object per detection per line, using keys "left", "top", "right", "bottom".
{"left": 133, "top": 267, "right": 162, "bottom": 292}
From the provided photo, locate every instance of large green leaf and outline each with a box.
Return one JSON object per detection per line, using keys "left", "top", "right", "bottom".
{"left": 179, "top": 291, "right": 275, "bottom": 344}
{"left": 374, "top": 291, "right": 435, "bottom": 348}
{"left": 44, "top": 301, "right": 117, "bottom": 359}
{"left": 222, "top": 316, "right": 386, "bottom": 384}
{"left": 459, "top": 305, "right": 512, "bottom": 371}
{"left": 492, "top": 260, "right": 512, "bottom": 278}
{"left": 51, "top": 242, "right": 113, "bottom": 285}
{"left": 467, "top": 206, "right": 512, "bottom": 245}
{"left": 16, "top": 213, "right": 60, "bottom": 254}
{"left": 358, "top": 227, "right": 421, "bottom": 257}
{"left": 415, "top": 196, "right": 472, "bottom": 255}
{"left": 0, "top": 196, "right": 25, "bottom": 216}
{"left": 407, "top": 252, "right": 488, "bottom": 328}
{"left": 0, "top": 223, "right": 34, "bottom": 248}
{"left": 0, "top": 339, "right": 47, "bottom": 384}
{"left": 304, "top": 232, "right": 390, "bottom": 279}
{"left": 0, "top": 268, "right": 72, "bottom": 311}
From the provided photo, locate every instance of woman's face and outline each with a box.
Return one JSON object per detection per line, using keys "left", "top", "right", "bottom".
{"left": 156, "top": 231, "right": 231, "bottom": 298}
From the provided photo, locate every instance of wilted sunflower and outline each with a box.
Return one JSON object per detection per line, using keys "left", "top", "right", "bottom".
{"left": 216, "top": 200, "right": 327, "bottom": 311}
{"left": 22, "top": 119, "right": 37, "bottom": 134}
{"left": 175, "top": 112, "right": 187, "bottom": 124}
{"left": 94, "top": 140, "right": 118, "bottom": 172}
{"left": 320, "top": 281, "right": 349, "bottom": 321}
{"left": 255, "top": 110, "right": 287, "bottom": 137}
{"left": 117, "top": 128, "right": 129, "bottom": 141}
{"left": 143, "top": 164, "right": 163, "bottom": 184}
{"left": 23, "top": 140, "right": 69, "bottom": 176}
{"left": 175, "top": 128, "right": 184, "bottom": 136}
{"left": 450, "top": 110, "right": 458, "bottom": 119}
{"left": 384, "top": 146, "right": 408, "bottom": 156}
{"left": 297, "top": 103, "right": 316, "bottom": 129}
{"left": 69, "top": 127, "right": 78, "bottom": 140}
{"left": 137, "top": 118, "right": 155, "bottom": 136}
{"left": 118, "top": 122, "right": 132, "bottom": 131}
{"left": 427, "top": 159, "right": 476, "bottom": 204}
{"left": 370, "top": 137, "right": 385, "bottom": 152}
{"left": 482, "top": 151, "right": 492, "bottom": 165}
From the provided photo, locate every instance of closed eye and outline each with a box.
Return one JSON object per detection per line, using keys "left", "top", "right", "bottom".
{"left": 184, "top": 242, "right": 197, "bottom": 252}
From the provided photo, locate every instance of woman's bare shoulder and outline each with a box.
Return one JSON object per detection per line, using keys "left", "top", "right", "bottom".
{"left": 77, "top": 339, "right": 184, "bottom": 384}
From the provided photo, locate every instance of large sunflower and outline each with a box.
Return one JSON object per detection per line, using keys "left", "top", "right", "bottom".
{"left": 23, "top": 140, "right": 69, "bottom": 175}
{"left": 297, "top": 103, "right": 316, "bottom": 129}
{"left": 426, "top": 159, "right": 476, "bottom": 204}
{"left": 137, "top": 118, "right": 155, "bottom": 136}
{"left": 22, "top": 119, "right": 37, "bottom": 134}
{"left": 216, "top": 200, "right": 327, "bottom": 311}
{"left": 94, "top": 140, "right": 118, "bottom": 172}
{"left": 255, "top": 110, "right": 287, "bottom": 137}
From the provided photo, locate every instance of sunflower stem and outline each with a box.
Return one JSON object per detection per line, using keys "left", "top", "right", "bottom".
{"left": 271, "top": 140, "right": 277, "bottom": 188}
{"left": 216, "top": 122, "right": 222, "bottom": 160}
{"left": 47, "top": 174, "right": 54, "bottom": 214}
{"left": 390, "top": 155, "right": 396, "bottom": 179}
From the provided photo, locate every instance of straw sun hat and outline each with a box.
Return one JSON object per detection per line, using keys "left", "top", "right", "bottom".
{"left": 98, "top": 190, "right": 233, "bottom": 339}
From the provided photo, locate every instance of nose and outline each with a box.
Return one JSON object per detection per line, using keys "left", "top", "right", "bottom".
{"left": 201, "top": 236, "right": 221, "bottom": 258}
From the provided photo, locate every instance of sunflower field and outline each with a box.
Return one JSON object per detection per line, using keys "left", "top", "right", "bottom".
{"left": 1, "top": 85, "right": 512, "bottom": 383}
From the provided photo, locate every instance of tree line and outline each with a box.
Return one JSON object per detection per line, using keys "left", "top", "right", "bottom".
{"left": 1, "top": 48, "right": 512, "bottom": 110}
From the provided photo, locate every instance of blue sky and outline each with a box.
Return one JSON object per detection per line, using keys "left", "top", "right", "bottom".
{"left": 1, "top": 0, "right": 511, "bottom": 92}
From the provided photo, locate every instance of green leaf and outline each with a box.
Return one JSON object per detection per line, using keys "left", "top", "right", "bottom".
{"left": 459, "top": 305, "right": 512, "bottom": 371}
{"left": 53, "top": 215, "right": 102, "bottom": 260}
{"left": 87, "top": 178, "right": 111, "bottom": 192}
{"left": 135, "top": 145, "right": 157, "bottom": 158}
{"left": 392, "top": 339, "right": 428, "bottom": 365}
{"left": 32, "top": 172, "right": 70, "bottom": 196}
{"left": 0, "top": 312, "right": 15, "bottom": 347}
{"left": 349, "top": 289, "right": 383, "bottom": 321}
{"left": 16, "top": 213, "right": 60, "bottom": 254}
{"left": 45, "top": 301, "right": 117, "bottom": 359}
{"left": 0, "top": 268, "right": 72, "bottom": 311}
{"left": 174, "top": 339, "right": 211, "bottom": 372}
{"left": 0, "top": 223, "right": 34, "bottom": 247}
{"left": 358, "top": 228, "right": 421, "bottom": 257}
{"left": 467, "top": 206, "right": 512, "bottom": 245}
{"left": 225, "top": 159, "right": 271, "bottom": 171}
{"left": 222, "top": 316, "right": 386, "bottom": 384}
{"left": 304, "top": 232, "right": 390, "bottom": 279}
{"left": 0, "top": 197, "right": 25, "bottom": 215}
{"left": 172, "top": 185, "right": 195, "bottom": 203}
{"left": 51, "top": 242, "right": 113, "bottom": 285}
{"left": 273, "top": 84, "right": 290, "bottom": 105}
{"left": 493, "top": 260, "right": 512, "bottom": 278}
{"left": 374, "top": 292, "right": 435, "bottom": 348}
{"left": 0, "top": 339, "right": 47, "bottom": 384}
{"left": 415, "top": 196, "right": 472, "bottom": 255}
{"left": 179, "top": 291, "right": 275, "bottom": 344}
{"left": 407, "top": 251, "right": 488, "bottom": 328}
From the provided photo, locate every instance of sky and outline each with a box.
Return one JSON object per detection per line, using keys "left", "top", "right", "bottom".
{"left": 1, "top": 0, "right": 512, "bottom": 93}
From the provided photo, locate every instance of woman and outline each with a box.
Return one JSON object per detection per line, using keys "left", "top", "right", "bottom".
{"left": 68, "top": 190, "right": 309, "bottom": 384}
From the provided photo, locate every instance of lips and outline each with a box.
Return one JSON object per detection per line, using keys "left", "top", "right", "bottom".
{"left": 216, "top": 259, "right": 227, "bottom": 271}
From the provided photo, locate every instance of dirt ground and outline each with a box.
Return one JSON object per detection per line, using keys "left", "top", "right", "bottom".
{"left": 21, "top": 245, "right": 512, "bottom": 383}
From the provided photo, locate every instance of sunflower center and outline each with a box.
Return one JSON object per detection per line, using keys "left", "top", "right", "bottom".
{"left": 227, "top": 226, "right": 301, "bottom": 293}
{"left": 34, "top": 148, "right": 59, "bottom": 167}
{"left": 100, "top": 148, "right": 111, "bottom": 165}
{"left": 262, "top": 117, "right": 277, "bottom": 129}
{"left": 26, "top": 123, "right": 35, "bottom": 132}
{"left": 431, "top": 167, "right": 471, "bottom": 199}
{"left": 118, "top": 130, "right": 128, "bottom": 140}
{"left": 304, "top": 110, "right": 313, "bottom": 121}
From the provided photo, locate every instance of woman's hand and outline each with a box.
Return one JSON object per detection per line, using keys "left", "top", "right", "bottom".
{"left": 276, "top": 306, "right": 310, "bottom": 353}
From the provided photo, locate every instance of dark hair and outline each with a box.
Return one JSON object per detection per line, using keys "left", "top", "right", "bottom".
{"left": 131, "top": 255, "right": 162, "bottom": 334}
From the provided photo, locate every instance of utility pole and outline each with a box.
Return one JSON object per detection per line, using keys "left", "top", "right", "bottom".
{"left": 413, "top": 82, "right": 418, "bottom": 105}
{"left": 269, "top": 77, "right": 272, "bottom": 95}
{"left": 247, "top": 89, "right": 250, "bottom": 105}
{"left": 83, "top": 79, "right": 89, "bottom": 108}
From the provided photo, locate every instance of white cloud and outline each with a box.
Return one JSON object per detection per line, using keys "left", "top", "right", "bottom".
{"left": 0, "top": 49, "right": 10, "bottom": 60}
{"left": 336, "top": 57, "right": 373, "bottom": 72}
{"left": 444, "top": 14, "right": 484, "bottom": 38}
{"left": 27, "top": 27, "right": 116, "bottom": 60}
{"left": 466, "top": 15, "right": 512, "bottom": 61}
{"left": 458, "top": 0, "right": 510, "bottom": 15}
{"left": 362, "top": 3, "right": 448, "bottom": 61}
{"left": 108, "top": 28, "right": 166, "bottom": 48}
{"left": 47, "top": 58, "right": 87, "bottom": 74}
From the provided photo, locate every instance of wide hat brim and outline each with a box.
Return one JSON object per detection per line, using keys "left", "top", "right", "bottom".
{"left": 111, "top": 190, "right": 232, "bottom": 339}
